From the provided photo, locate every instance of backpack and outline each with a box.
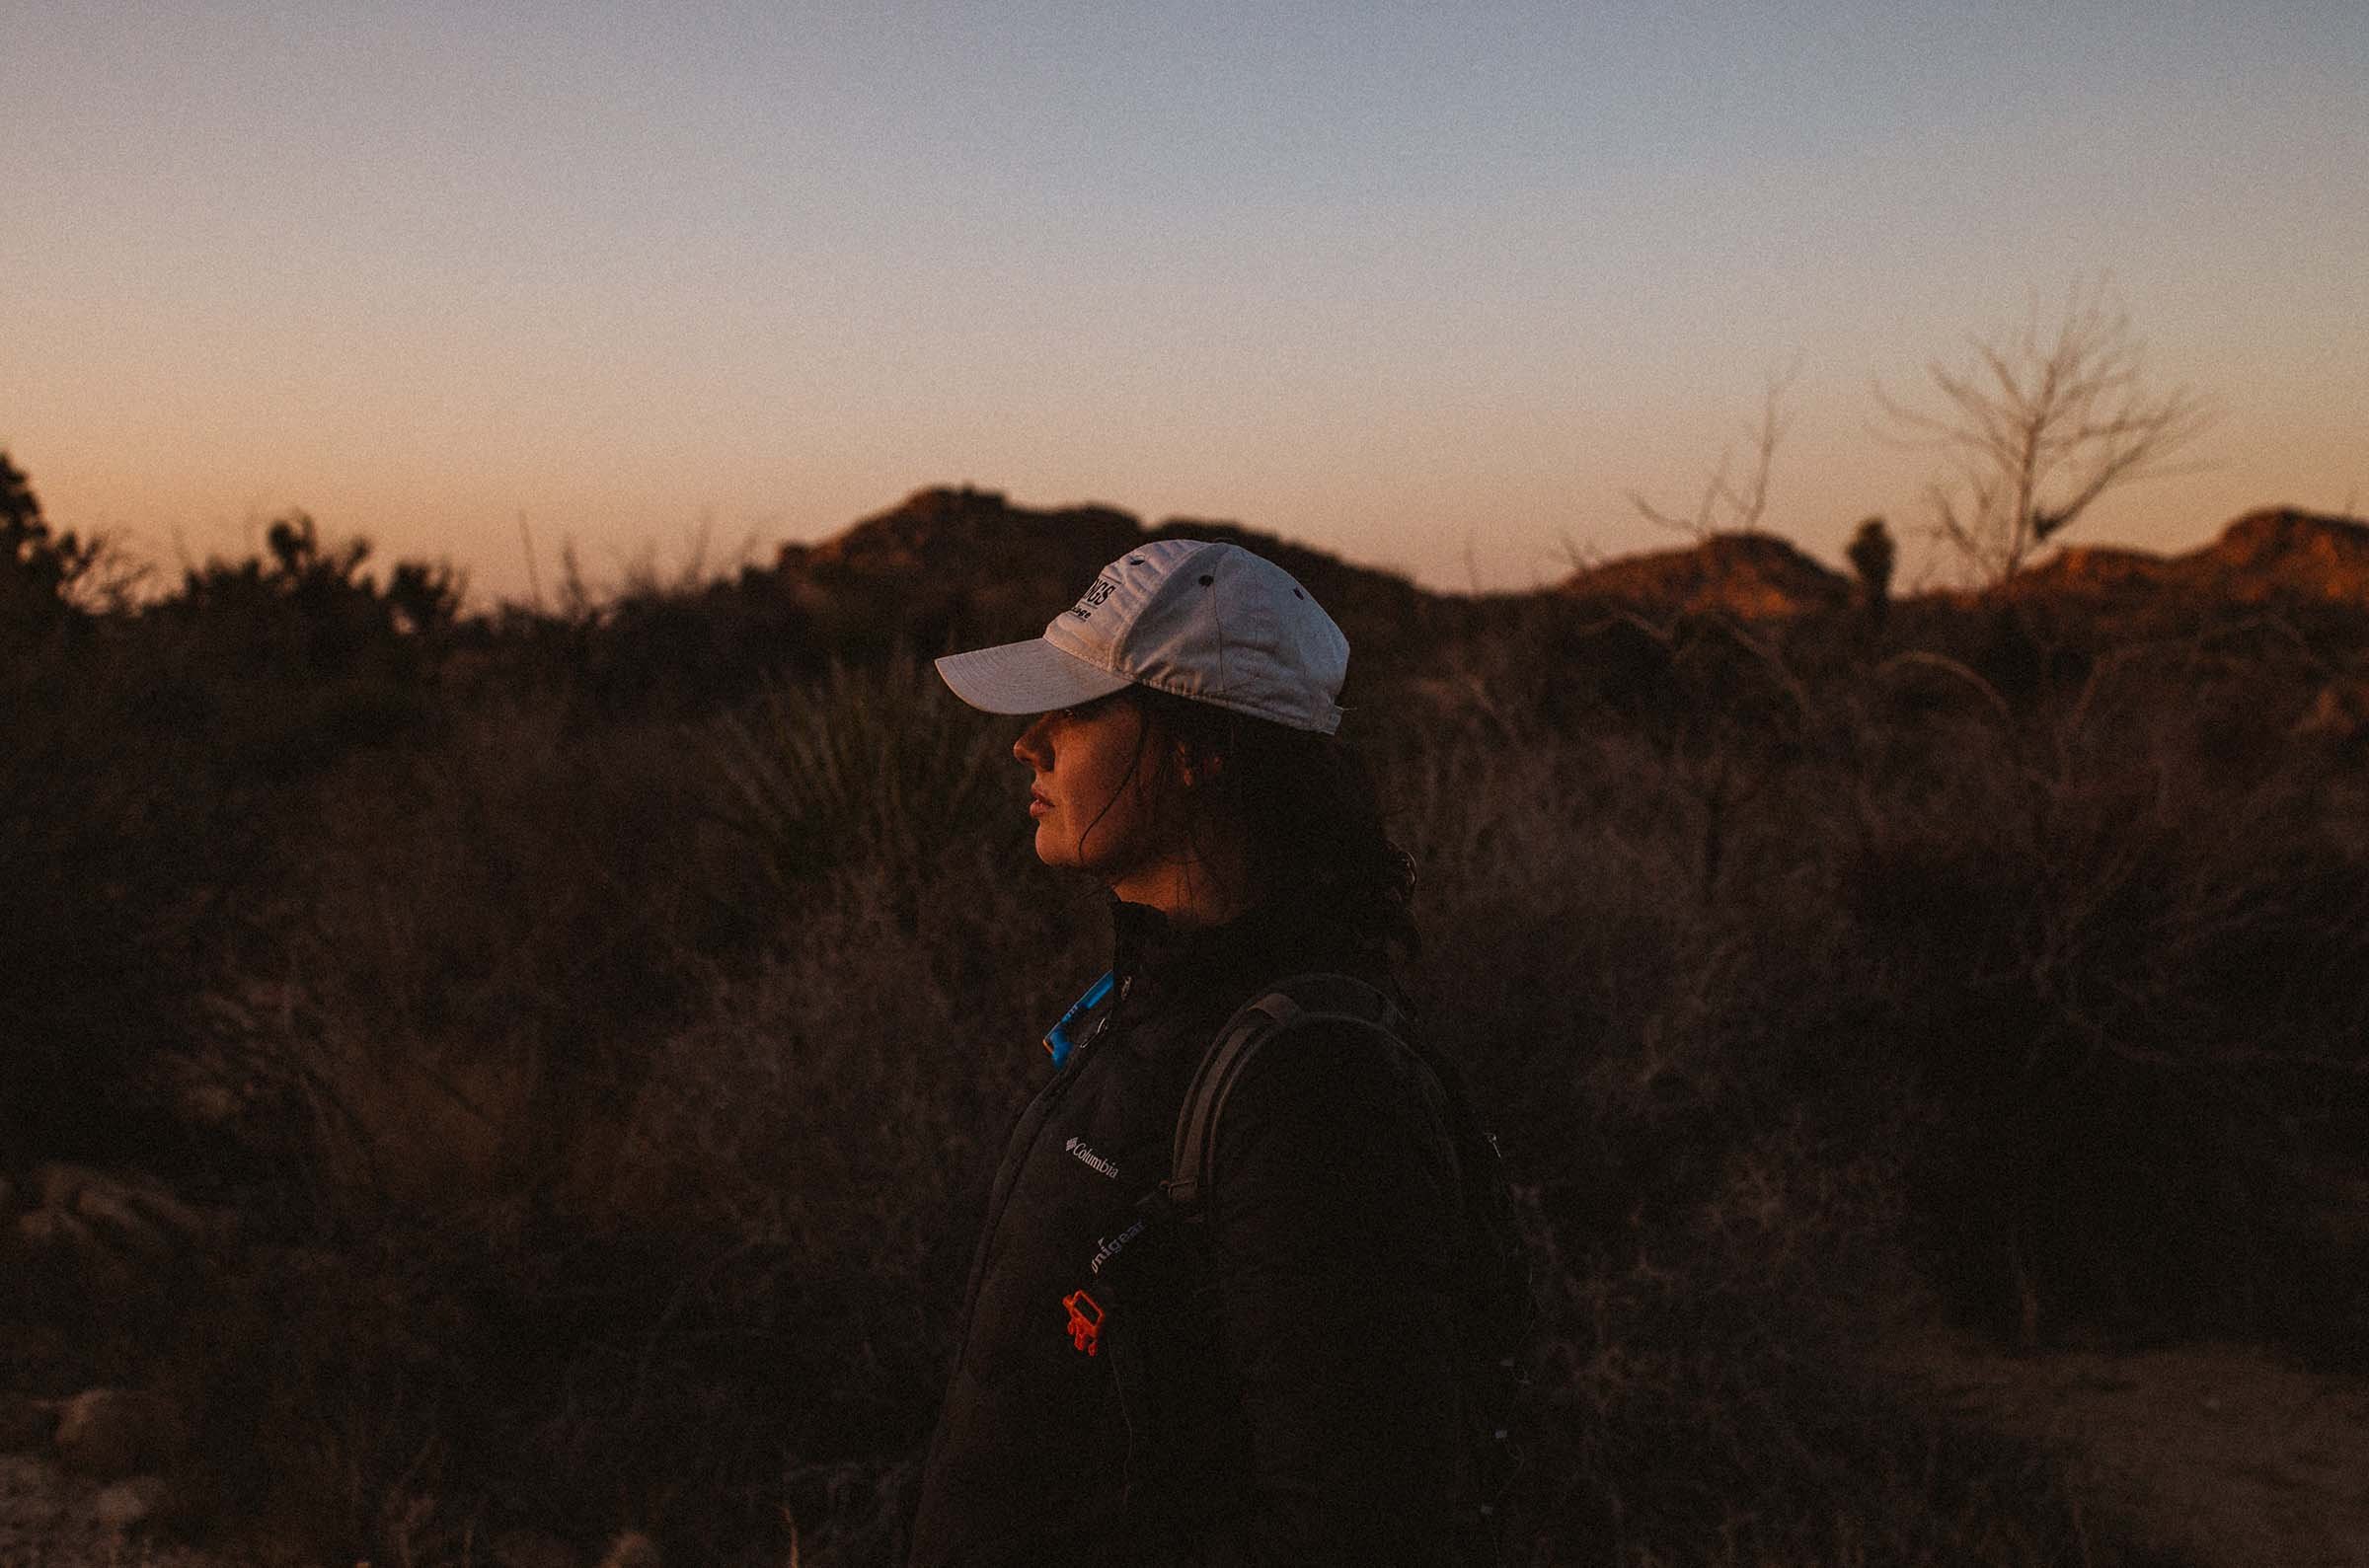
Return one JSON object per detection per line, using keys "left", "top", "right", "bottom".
{"left": 1157, "top": 972, "right": 1537, "bottom": 1557}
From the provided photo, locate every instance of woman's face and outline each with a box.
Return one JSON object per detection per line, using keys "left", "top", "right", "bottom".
{"left": 1012, "top": 695, "right": 1181, "bottom": 887}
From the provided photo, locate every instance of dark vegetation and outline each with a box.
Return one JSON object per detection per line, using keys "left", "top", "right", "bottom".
{"left": 5, "top": 462, "right": 2365, "bottom": 1565}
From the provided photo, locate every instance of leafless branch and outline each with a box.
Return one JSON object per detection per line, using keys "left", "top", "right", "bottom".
{"left": 1630, "top": 365, "right": 1799, "bottom": 542}
{"left": 1872, "top": 278, "right": 2215, "bottom": 584}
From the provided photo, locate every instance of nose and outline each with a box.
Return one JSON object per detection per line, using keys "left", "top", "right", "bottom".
{"left": 1013, "top": 714, "right": 1053, "bottom": 770}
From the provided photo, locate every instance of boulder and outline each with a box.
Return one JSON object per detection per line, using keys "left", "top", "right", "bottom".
{"left": 18, "top": 1207, "right": 140, "bottom": 1301}
{"left": 598, "top": 1531, "right": 662, "bottom": 1568}
{"left": 16, "top": 1205, "right": 93, "bottom": 1255}
{"left": 34, "top": 1161, "right": 103, "bottom": 1211}
{"left": 91, "top": 1474, "right": 173, "bottom": 1532}
{"left": 37, "top": 1163, "right": 218, "bottom": 1251}
{"left": 72, "top": 1185, "right": 173, "bottom": 1262}
{"left": 52, "top": 1387, "right": 185, "bottom": 1479}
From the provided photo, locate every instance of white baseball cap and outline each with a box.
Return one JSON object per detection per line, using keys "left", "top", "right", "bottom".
{"left": 934, "top": 539, "right": 1349, "bottom": 734}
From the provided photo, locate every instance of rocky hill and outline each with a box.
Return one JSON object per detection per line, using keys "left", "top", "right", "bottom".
{"left": 762, "top": 485, "right": 1476, "bottom": 683}
{"left": 2188, "top": 507, "right": 2369, "bottom": 601}
{"left": 767, "top": 485, "right": 1143, "bottom": 651}
{"left": 1558, "top": 532, "right": 1854, "bottom": 618}
{"left": 757, "top": 492, "right": 2369, "bottom": 677}
{"left": 2015, "top": 508, "right": 2369, "bottom": 604}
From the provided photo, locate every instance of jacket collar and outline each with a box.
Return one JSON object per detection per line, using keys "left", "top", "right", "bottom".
{"left": 1108, "top": 894, "right": 1369, "bottom": 1006}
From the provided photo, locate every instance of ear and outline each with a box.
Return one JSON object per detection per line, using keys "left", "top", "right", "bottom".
{"left": 1174, "top": 740, "right": 1223, "bottom": 789}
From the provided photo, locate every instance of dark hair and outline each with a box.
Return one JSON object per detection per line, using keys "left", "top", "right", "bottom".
{"left": 1125, "top": 687, "right": 1418, "bottom": 957}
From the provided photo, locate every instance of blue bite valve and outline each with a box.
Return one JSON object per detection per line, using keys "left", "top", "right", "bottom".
{"left": 1043, "top": 970, "right": 1116, "bottom": 1070}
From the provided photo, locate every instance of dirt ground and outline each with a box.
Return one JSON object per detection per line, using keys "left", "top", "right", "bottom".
{"left": 1893, "top": 1332, "right": 2369, "bottom": 1568}
{"left": 5, "top": 1339, "right": 2363, "bottom": 1566}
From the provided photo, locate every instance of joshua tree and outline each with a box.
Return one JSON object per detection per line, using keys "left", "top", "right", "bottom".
{"left": 1846, "top": 516, "right": 1896, "bottom": 627}
{"left": 1875, "top": 280, "right": 2213, "bottom": 584}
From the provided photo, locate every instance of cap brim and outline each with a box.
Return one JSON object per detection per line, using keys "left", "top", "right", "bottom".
{"left": 934, "top": 637, "right": 1135, "bottom": 715}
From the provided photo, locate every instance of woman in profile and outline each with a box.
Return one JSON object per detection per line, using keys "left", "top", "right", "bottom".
{"left": 908, "top": 539, "right": 1487, "bottom": 1566}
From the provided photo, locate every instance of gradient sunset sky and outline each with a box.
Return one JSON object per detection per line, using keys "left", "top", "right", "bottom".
{"left": 6, "top": 1, "right": 2364, "bottom": 601}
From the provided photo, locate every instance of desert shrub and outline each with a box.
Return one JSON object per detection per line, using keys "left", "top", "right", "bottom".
{"left": 152, "top": 514, "right": 455, "bottom": 780}
{"left": 1, "top": 449, "right": 106, "bottom": 635}
{"left": 1837, "top": 631, "right": 2369, "bottom": 1354}
{"left": 1512, "top": 1144, "right": 2188, "bottom": 1568}
{"left": 0, "top": 506, "right": 485, "bottom": 1167}
{"left": 0, "top": 621, "right": 271, "bottom": 1163}
{"left": 566, "top": 569, "right": 823, "bottom": 712}
{"left": 188, "top": 696, "right": 724, "bottom": 1204}
{"left": 700, "top": 653, "right": 1024, "bottom": 907}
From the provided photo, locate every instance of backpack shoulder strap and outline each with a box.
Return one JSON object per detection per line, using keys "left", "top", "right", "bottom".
{"left": 1164, "top": 972, "right": 1409, "bottom": 1219}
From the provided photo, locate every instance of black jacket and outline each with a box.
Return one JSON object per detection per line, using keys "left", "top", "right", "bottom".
{"left": 909, "top": 898, "right": 1471, "bottom": 1567}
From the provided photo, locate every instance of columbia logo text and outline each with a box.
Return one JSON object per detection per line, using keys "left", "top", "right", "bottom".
{"left": 1065, "top": 1137, "right": 1119, "bottom": 1180}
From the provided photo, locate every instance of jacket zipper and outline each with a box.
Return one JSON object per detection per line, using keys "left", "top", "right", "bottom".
{"left": 948, "top": 979, "right": 1131, "bottom": 1368}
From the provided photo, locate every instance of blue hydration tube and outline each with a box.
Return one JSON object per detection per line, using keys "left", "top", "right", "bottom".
{"left": 1043, "top": 970, "right": 1116, "bottom": 1070}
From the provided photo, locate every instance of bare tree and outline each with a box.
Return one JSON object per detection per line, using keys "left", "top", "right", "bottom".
{"left": 1874, "top": 279, "right": 2214, "bottom": 583}
{"left": 1629, "top": 366, "right": 1798, "bottom": 541}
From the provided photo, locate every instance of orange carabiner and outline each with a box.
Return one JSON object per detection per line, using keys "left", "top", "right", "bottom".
{"left": 1061, "top": 1290, "right": 1105, "bottom": 1357}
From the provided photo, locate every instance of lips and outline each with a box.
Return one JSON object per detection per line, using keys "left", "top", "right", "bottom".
{"left": 1030, "top": 790, "right": 1053, "bottom": 818}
